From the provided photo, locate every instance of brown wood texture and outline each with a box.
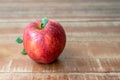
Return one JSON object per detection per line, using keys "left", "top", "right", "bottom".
{"left": 0, "top": 0, "right": 120, "bottom": 80}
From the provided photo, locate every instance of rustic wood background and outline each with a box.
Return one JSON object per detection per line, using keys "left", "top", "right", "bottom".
{"left": 0, "top": 0, "right": 120, "bottom": 80}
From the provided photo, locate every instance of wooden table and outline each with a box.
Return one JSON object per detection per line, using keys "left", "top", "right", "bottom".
{"left": 0, "top": 0, "right": 120, "bottom": 80}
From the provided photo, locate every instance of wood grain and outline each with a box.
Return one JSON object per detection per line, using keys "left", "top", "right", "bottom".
{"left": 0, "top": 0, "right": 120, "bottom": 80}
{"left": 0, "top": 73, "right": 120, "bottom": 80}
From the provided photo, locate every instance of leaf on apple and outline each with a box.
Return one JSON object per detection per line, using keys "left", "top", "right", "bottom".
{"left": 21, "top": 49, "right": 27, "bottom": 55}
{"left": 41, "top": 17, "right": 48, "bottom": 28}
{"left": 16, "top": 37, "right": 23, "bottom": 44}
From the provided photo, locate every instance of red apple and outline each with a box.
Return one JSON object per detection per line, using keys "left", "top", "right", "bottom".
{"left": 23, "top": 18, "right": 66, "bottom": 64}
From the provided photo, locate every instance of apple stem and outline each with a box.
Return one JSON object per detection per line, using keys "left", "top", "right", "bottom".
{"left": 41, "top": 17, "right": 48, "bottom": 29}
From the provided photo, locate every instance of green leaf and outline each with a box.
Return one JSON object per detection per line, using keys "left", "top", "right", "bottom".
{"left": 21, "top": 49, "right": 27, "bottom": 55}
{"left": 16, "top": 37, "right": 23, "bottom": 44}
{"left": 41, "top": 17, "right": 48, "bottom": 28}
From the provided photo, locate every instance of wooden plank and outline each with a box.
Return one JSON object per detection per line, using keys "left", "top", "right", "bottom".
{"left": 0, "top": 2, "right": 119, "bottom": 9}
{"left": 0, "top": 10, "right": 119, "bottom": 18}
{"left": 0, "top": 33, "right": 120, "bottom": 43}
{"left": 0, "top": 0, "right": 119, "bottom": 18}
{"left": 0, "top": 20, "right": 120, "bottom": 27}
{"left": 0, "top": 73, "right": 120, "bottom": 80}
{"left": 0, "top": 42, "right": 120, "bottom": 59}
{"left": 1, "top": 25, "right": 120, "bottom": 34}
{"left": 0, "top": 21, "right": 120, "bottom": 33}
{"left": 0, "top": 0, "right": 120, "bottom": 3}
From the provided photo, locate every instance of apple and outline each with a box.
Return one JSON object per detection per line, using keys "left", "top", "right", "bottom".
{"left": 23, "top": 17, "right": 66, "bottom": 64}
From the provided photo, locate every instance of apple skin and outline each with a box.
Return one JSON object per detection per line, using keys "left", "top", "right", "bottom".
{"left": 23, "top": 19, "right": 66, "bottom": 64}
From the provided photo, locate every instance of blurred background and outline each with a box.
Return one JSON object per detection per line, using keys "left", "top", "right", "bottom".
{"left": 0, "top": 0, "right": 120, "bottom": 42}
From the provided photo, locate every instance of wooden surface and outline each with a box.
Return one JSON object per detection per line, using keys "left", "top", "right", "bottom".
{"left": 0, "top": 0, "right": 120, "bottom": 80}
